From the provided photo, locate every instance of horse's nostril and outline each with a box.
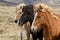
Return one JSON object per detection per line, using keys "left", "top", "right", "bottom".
{"left": 33, "top": 28, "right": 34, "bottom": 31}
{"left": 31, "top": 27, "right": 38, "bottom": 32}
{"left": 14, "top": 20, "right": 18, "bottom": 23}
{"left": 31, "top": 28, "right": 34, "bottom": 31}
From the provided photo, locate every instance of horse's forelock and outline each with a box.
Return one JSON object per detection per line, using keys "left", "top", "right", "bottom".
{"left": 39, "top": 3, "right": 53, "bottom": 13}
{"left": 16, "top": 3, "right": 26, "bottom": 9}
{"left": 34, "top": 3, "right": 53, "bottom": 14}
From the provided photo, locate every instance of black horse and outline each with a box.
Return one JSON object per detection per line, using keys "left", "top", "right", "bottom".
{"left": 16, "top": 4, "right": 43, "bottom": 40}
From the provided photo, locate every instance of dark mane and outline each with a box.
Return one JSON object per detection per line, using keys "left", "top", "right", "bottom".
{"left": 22, "top": 4, "right": 34, "bottom": 15}
{"left": 19, "top": 4, "right": 34, "bottom": 24}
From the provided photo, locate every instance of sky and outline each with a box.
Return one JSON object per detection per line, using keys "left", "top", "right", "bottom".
{"left": 3, "top": 0, "right": 60, "bottom": 5}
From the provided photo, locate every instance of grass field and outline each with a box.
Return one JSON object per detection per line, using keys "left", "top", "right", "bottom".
{"left": 0, "top": 5, "right": 60, "bottom": 40}
{"left": 0, "top": 5, "right": 28, "bottom": 40}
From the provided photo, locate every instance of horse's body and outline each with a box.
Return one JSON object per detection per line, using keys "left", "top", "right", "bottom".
{"left": 31, "top": 4, "right": 60, "bottom": 40}
{"left": 18, "top": 4, "right": 43, "bottom": 40}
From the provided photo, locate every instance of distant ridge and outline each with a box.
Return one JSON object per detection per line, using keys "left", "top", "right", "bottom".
{"left": 0, "top": 0, "right": 19, "bottom": 6}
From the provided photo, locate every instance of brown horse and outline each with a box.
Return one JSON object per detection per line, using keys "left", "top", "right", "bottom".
{"left": 14, "top": 3, "right": 31, "bottom": 40}
{"left": 14, "top": 3, "right": 26, "bottom": 21}
{"left": 31, "top": 4, "right": 60, "bottom": 40}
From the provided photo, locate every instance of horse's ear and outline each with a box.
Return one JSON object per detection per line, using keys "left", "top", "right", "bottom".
{"left": 37, "top": 5, "right": 43, "bottom": 12}
{"left": 39, "top": 5, "right": 43, "bottom": 10}
{"left": 39, "top": 5, "right": 46, "bottom": 12}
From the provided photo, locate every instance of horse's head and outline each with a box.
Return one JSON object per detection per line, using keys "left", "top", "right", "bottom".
{"left": 31, "top": 10, "right": 44, "bottom": 32}
{"left": 18, "top": 4, "right": 34, "bottom": 26}
{"left": 31, "top": 4, "right": 52, "bottom": 32}
{"left": 14, "top": 3, "right": 26, "bottom": 23}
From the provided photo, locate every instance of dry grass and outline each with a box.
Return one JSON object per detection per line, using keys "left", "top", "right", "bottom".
{"left": 0, "top": 5, "right": 60, "bottom": 40}
{"left": 0, "top": 6, "right": 28, "bottom": 40}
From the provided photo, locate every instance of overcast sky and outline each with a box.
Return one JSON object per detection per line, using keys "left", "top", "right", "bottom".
{"left": 4, "top": 0, "right": 21, "bottom": 3}
{"left": 3, "top": 0, "right": 60, "bottom": 4}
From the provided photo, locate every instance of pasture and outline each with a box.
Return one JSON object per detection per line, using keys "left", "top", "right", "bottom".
{"left": 0, "top": 5, "right": 60, "bottom": 40}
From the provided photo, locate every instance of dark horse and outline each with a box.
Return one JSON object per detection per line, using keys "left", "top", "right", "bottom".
{"left": 18, "top": 4, "right": 43, "bottom": 40}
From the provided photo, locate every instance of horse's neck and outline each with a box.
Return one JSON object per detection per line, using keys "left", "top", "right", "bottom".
{"left": 29, "top": 15, "right": 34, "bottom": 25}
{"left": 44, "top": 11, "right": 59, "bottom": 37}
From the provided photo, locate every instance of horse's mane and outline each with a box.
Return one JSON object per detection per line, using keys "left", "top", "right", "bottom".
{"left": 34, "top": 3, "right": 58, "bottom": 20}
{"left": 16, "top": 3, "right": 26, "bottom": 10}
{"left": 39, "top": 3, "right": 59, "bottom": 19}
{"left": 34, "top": 3, "right": 53, "bottom": 13}
{"left": 40, "top": 3, "right": 53, "bottom": 13}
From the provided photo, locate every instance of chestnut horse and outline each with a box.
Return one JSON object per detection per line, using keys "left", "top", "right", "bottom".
{"left": 31, "top": 4, "right": 60, "bottom": 40}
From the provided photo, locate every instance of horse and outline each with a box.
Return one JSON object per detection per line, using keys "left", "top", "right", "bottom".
{"left": 31, "top": 4, "right": 60, "bottom": 40}
{"left": 18, "top": 4, "right": 43, "bottom": 40}
{"left": 14, "top": 3, "right": 31, "bottom": 40}
{"left": 14, "top": 3, "right": 26, "bottom": 23}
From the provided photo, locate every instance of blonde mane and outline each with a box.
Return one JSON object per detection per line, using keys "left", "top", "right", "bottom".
{"left": 40, "top": 3, "right": 53, "bottom": 13}
{"left": 16, "top": 3, "right": 26, "bottom": 10}
{"left": 34, "top": 3, "right": 53, "bottom": 13}
{"left": 40, "top": 3, "right": 58, "bottom": 19}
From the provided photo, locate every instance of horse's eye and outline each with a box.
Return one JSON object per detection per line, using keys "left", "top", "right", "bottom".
{"left": 20, "top": 12, "right": 22, "bottom": 14}
{"left": 20, "top": 7, "right": 22, "bottom": 9}
{"left": 37, "top": 16, "right": 41, "bottom": 18}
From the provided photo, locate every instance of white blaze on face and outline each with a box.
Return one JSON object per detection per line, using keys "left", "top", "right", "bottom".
{"left": 31, "top": 12, "right": 38, "bottom": 31}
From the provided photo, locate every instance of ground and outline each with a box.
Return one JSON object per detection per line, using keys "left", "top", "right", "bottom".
{"left": 0, "top": 3, "right": 60, "bottom": 40}
{"left": 0, "top": 5, "right": 29, "bottom": 40}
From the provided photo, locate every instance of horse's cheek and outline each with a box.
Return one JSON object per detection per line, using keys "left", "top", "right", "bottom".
{"left": 34, "top": 19, "right": 39, "bottom": 26}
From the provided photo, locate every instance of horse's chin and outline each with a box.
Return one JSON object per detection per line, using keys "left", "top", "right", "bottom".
{"left": 14, "top": 20, "right": 18, "bottom": 23}
{"left": 18, "top": 22, "right": 23, "bottom": 26}
{"left": 31, "top": 25, "right": 42, "bottom": 33}
{"left": 18, "top": 24, "right": 23, "bottom": 26}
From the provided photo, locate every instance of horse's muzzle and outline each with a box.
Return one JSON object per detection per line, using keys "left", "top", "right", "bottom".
{"left": 14, "top": 20, "right": 23, "bottom": 26}
{"left": 31, "top": 26, "right": 38, "bottom": 32}
{"left": 14, "top": 20, "right": 18, "bottom": 23}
